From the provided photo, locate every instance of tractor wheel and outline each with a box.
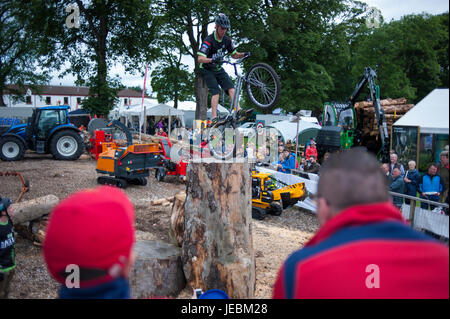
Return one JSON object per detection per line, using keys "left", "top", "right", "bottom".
{"left": 0, "top": 136, "right": 25, "bottom": 161}
{"left": 50, "top": 130, "right": 84, "bottom": 160}
{"left": 139, "top": 177, "right": 148, "bottom": 186}
{"left": 252, "top": 207, "right": 266, "bottom": 220}
{"left": 155, "top": 168, "right": 165, "bottom": 182}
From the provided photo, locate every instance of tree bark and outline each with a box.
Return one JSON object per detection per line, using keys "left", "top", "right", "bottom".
{"left": 182, "top": 159, "right": 255, "bottom": 298}
{"left": 169, "top": 191, "right": 186, "bottom": 247}
{"left": 129, "top": 240, "right": 186, "bottom": 298}
{"left": 11, "top": 194, "right": 59, "bottom": 224}
{"left": 194, "top": 70, "right": 208, "bottom": 121}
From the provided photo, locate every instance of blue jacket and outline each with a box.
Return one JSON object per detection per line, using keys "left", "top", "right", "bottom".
{"left": 404, "top": 169, "right": 420, "bottom": 196}
{"left": 278, "top": 153, "right": 296, "bottom": 174}
{"left": 419, "top": 174, "right": 444, "bottom": 194}
{"left": 390, "top": 175, "right": 405, "bottom": 207}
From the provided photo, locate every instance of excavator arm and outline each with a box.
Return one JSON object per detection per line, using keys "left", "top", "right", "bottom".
{"left": 348, "top": 67, "right": 390, "bottom": 163}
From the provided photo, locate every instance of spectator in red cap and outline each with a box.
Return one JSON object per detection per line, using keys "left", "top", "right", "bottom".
{"left": 43, "top": 186, "right": 136, "bottom": 299}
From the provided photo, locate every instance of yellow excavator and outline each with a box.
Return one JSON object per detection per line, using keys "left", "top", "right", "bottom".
{"left": 251, "top": 170, "right": 307, "bottom": 220}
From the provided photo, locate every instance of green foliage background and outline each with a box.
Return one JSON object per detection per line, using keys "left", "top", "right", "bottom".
{"left": 0, "top": 0, "right": 448, "bottom": 117}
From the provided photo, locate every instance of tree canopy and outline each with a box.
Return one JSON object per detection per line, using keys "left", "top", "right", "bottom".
{"left": 2, "top": 1, "right": 448, "bottom": 116}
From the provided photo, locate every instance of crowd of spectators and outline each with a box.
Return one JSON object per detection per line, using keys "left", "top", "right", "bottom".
{"left": 274, "top": 137, "right": 449, "bottom": 212}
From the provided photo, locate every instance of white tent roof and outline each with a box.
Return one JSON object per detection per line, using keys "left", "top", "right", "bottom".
{"left": 120, "top": 100, "right": 156, "bottom": 116}
{"left": 123, "top": 103, "right": 184, "bottom": 116}
{"left": 394, "top": 89, "right": 449, "bottom": 135}
{"left": 207, "top": 104, "right": 230, "bottom": 114}
{"left": 267, "top": 119, "right": 321, "bottom": 142}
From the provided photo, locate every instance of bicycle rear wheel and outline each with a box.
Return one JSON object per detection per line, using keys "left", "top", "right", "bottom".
{"left": 207, "top": 121, "right": 237, "bottom": 160}
{"left": 246, "top": 63, "right": 280, "bottom": 110}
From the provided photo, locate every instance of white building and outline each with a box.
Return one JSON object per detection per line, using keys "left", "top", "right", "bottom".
{"left": 2, "top": 84, "right": 148, "bottom": 111}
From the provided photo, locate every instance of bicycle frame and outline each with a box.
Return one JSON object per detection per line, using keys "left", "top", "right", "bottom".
{"left": 222, "top": 56, "right": 248, "bottom": 121}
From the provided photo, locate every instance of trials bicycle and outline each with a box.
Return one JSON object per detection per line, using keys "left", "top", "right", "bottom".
{"left": 207, "top": 55, "right": 281, "bottom": 160}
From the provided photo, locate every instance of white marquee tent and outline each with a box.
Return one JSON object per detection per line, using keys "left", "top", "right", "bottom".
{"left": 266, "top": 119, "right": 321, "bottom": 143}
{"left": 393, "top": 88, "right": 449, "bottom": 134}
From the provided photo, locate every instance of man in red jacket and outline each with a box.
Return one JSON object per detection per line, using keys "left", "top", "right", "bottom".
{"left": 305, "top": 141, "right": 318, "bottom": 160}
{"left": 273, "top": 148, "right": 449, "bottom": 299}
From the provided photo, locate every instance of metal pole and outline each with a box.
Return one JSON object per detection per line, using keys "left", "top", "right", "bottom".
{"left": 295, "top": 116, "right": 299, "bottom": 158}
{"left": 169, "top": 108, "right": 171, "bottom": 138}
{"left": 409, "top": 199, "right": 416, "bottom": 228}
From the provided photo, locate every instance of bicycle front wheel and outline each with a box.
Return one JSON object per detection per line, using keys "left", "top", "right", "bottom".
{"left": 246, "top": 63, "right": 281, "bottom": 110}
{"left": 207, "top": 121, "right": 237, "bottom": 161}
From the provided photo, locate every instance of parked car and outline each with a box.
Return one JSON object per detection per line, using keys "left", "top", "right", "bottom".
{"left": 238, "top": 122, "right": 256, "bottom": 137}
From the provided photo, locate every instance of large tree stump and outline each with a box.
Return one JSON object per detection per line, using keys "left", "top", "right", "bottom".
{"left": 11, "top": 194, "right": 59, "bottom": 224}
{"left": 182, "top": 159, "right": 255, "bottom": 299}
{"left": 170, "top": 191, "right": 186, "bottom": 247}
{"left": 130, "top": 240, "right": 186, "bottom": 298}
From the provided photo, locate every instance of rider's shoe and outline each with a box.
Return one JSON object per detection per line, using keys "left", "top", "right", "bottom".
{"left": 209, "top": 118, "right": 218, "bottom": 128}
{"left": 237, "top": 108, "right": 254, "bottom": 121}
{"left": 210, "top": 117, "right": 226, "bottom": 127}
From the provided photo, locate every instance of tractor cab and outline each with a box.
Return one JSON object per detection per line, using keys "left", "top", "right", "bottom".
{"left": 317, "top": 102, "right": 357, "bottom": 155}
{"left": 322, "top": 102, "right": 356, "bottom": 130}
{"left": 26, "top": 106, "right": 71, "bottom": 152}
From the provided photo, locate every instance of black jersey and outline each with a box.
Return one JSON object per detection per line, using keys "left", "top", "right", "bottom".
{"left": 0, "top": 212, "right": 15, "bottom": 272}
{"left": 198, "top": 31, "right": 237, "bottom": 70}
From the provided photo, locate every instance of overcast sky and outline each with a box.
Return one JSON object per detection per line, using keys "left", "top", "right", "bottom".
{"left": 51, "top": 1, "right": 449, "bottom": 89}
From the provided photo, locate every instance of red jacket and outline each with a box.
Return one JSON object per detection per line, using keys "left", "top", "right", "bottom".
{"left": 305, "top": 145, "right": 318, "bottom": 159}
{"left": 273, "top": 202, "right": 449, "bottom": 299}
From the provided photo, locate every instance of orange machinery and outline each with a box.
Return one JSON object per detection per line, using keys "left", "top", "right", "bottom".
{"left": 95, "top": 120, "right": 161, "bottom": 188}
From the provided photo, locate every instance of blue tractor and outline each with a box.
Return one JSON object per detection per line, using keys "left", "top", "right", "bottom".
{"left": 0, "top": 105, "right": 84, "bottom": 161}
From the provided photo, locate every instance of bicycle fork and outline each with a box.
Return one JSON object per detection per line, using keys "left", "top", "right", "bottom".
{"left": 230, "top": 75, "right": 243, "bottom": 115}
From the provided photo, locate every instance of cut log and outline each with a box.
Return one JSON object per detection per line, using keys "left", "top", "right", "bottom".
{"left": 358, "top": 104, "right": 413, "bottom": 114}
{"left": 150, "top": 196, "right": 175, "bottom": 206}
{"left": 182, "top": 158, "right": 255, "bottom": 299}
{"left": 129, "top": 240, "right": 186, "bottom": 298}
{"left": 14, "top": 215, "right": 49, "bottom": 244}
{"left": 11, "top": 194, "right": 59, "bottom": 225}
{"left": 354, "top": 98, "right": 407, "bottom": 108}
{"left": 169, "top": 191, "right": 186, "bottom": 247}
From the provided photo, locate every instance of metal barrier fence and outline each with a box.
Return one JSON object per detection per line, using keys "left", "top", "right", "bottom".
{"left": 389, "top": 191, "right": 449, "bottom": 239}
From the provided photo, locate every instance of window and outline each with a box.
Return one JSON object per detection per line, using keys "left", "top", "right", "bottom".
{"left": 64, "top": 97, "right": 69, "bottom": 105}
{"left": 124, "top": 98, "right": 128, "bottom": 105}
{"left": 26, "top": 96, "right": 32, "bottom": 104}
{"left": 77, "top": 97, "right": 81, "bottom": 104}
{"left": 338, "top": 108, "right": 355, "bottom": 128}
{"left": 45, "top": 97, "right": 51, "bottom": 105}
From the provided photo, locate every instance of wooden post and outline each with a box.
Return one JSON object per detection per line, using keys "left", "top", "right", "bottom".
{"left": 182, "top": 158, "right": 255, "bottom": 298}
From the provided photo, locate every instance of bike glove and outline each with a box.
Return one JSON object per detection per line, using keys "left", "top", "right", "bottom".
{"left": 244, "top": 52, "right": 251, "bottom": 57}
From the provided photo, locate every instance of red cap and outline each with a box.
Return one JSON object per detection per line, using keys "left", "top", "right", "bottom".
{"left": 43, "top": 186, "right": 135, "bottom": 286}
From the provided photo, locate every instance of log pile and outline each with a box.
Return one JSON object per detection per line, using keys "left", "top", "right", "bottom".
{"left": 354, "top": 98, "right": 414, "bottom": 138}
{"left": 132, "top": 133, "right": 178, "bottom": 145}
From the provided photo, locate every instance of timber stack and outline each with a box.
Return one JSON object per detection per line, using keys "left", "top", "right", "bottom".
{"left": 354, "top": 98, "right": 414, "bottom": 138}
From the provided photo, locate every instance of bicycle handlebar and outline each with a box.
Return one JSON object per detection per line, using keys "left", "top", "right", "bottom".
{"left": 221, "top": 54, "right": 250, "bottom": 66}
